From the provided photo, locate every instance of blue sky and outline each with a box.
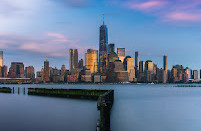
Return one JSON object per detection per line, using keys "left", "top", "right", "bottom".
{"left": 1, "top": 0, "right": 201, "bottom": 72}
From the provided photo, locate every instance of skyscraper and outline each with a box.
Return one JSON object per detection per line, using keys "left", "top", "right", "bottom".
{"left": 43, "top": 60, "right": 50, "bottom": 82}
{"left": 78, "top": 59, "right": 83, "bottom": 69}
{"left": 0, "top": 51, "right": 3, "bottom": 67}
{"left": 108, "top": 43, "right": 115, "bottom": 54}
{"left": 70, "top": 49, "right": 78, "bottom": 72}
{"left": 8, "top": 62, "right": 24, "bottom": 78}
{"left": 200, "top": 69, "right": 201, "bottom": 79}
{"left": 124, "top": 57, "right": 135, "bottom": 82}
{"left": 145, "top": 60, "right": 154, "bottom": 71}
{"left": 163, "top": 55, "right": 168, "bottom": 73}
{"left": 117, "top": 48, "right": 125, "bottom": 63}
{"left": 139, "top": 61, "right": 145, "bottom": 72}
{"left": 99, "top": 15, "right": 108, "bottom": 74}
{"left": 135, "top": 51, "right": 139, "bottom": 77}
{"left": 1, "top": 65, "right": 7, "bottom": 78}
{"left": 85, "top": 49, "right": 98, "bottom": 73}
{"left": 25, "top": 66, "right": 35, "bottom": 79}
{"left": 192, "top": 70, "right": 198, "bottom": 80}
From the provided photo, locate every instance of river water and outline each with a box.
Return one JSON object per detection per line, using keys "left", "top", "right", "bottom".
{"left": 0, "top": 84, "right": 201, "bottom": 131}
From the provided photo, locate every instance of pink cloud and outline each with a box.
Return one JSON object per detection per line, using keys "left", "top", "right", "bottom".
{"left": 0, "top": 32, "right": 96, "bottom": 57}
{"left": 165, "top": 12, "right": 201, "bottom": 22}
{"left": 45, "top": 32, "right": 66, "bottom": 39}
{"left": 122, "top": 0, "right": 201, "bottom": 23}
{"left": 126, "top": 1, "right": 167, "bottom": 10}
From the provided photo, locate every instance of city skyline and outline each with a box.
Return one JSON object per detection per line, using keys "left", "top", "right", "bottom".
{"left": 1, "top": 0, "right": 201, "bottom": 72}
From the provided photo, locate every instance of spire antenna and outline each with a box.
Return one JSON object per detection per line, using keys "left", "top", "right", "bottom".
{"left": 103, "top": 13, "right": 104, "bottom": 25}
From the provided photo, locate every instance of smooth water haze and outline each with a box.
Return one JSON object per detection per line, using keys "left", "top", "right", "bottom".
{"left": 1, "top": 84, "right": 201, "bottom": 131}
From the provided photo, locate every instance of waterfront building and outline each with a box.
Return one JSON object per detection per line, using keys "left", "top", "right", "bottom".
{"left": 185, "top": 67, "right": 191, "bottom": 79}
{"left": 25, "top": 66, "right": 35, "bottom": 79}
{"left": 50, "top": 67, "right": 64, "bottom": 83}
{"left": 139, "top": 61, "right": 145, "bottom": 72}
{"left": 192, "top": 70, "right": 198, "bottom": 80}
{"left": 0, "top": 51, "right": 3, "bottom": 67}
{"left": 61, "top": 65, "right": 67, "bottom": 76}
{"left": 8, "top": 62, "right": 24, "bottom": 78}
{"left": 171, "top": 66, "right": 178, "bottom": 82}
{"left": 36, "top": 71, "right": 43, "bottom": 78}
{"left": 43, "top": 60, "right": 50, "bottom": 82}
{"left": 117, "top": 48, "right": 125, "bottom": 63}
{"left": 157, "top": 68, "right": 167, "bottom": 83}
{"left": 138, "top": 72, "right": 145, "bottom": 82}
{"left": 116, "top": 71, "right": 129, "bottom": 82}
{"left": 163, "top": 55, "right": 168, "bottom": 73}
{"left": 99, "top": 15, "right": 108, "bottom": 74}
{"left": 67, "top": 69, "right": 79, "bottom": 83}
{"left": 125, "top": 57, "right": 135, "bottom": 82}
{"left": 1, "top": 65, "right": 7, "bottom": 78}
{"left": 81, "top": 69, "right": 92, "bottom": 82}
{"left": 135, "top": 51, "right": 139, "bottom": 77}
{"left": 144, "top": 70, "right": 154, "bottom": 82}
{"left": 85, "top": 49, "right": 98, "bottom": 73}
{"left": 170, "top": 65, "right": 186, "bottom": 83}
{"left": 200, "top": 69, "right": 201, "bottom": 79}
{"left": 94, "top": 75, "right": 101, "bottom": 83}
{"left": 70, "top": 49, "right": 78, "bottom": 72}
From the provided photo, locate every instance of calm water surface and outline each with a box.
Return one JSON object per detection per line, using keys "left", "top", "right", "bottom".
{"left": 1, "top": 84, "right": 201, "bottom": 131}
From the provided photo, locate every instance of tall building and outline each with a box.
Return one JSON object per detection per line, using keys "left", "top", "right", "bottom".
{"left": 108, "top": 52, "right": 118, "bottom": 63}
{"left": 25, "top": 66, "right": 35, "bottom": 79}
{"left": 108, "top": 43, "right": 115, "bottom": 54}
{"left": 43, "top": 60, "right": 50, "bottom": 82}
{"left": 70, "top": 49, "right": 78, "bottom": 72}
{"left": 185, "top": 67, "right": 191, "bottom": 79}
{"left": 192, "top": 70, "right": 198, "bottom": 80}
{"left": 163, "top": 55, "right": 167, "bottom": 73}
{"left": 157, "top": 68, "right": 167, "bottom": 83}
{"left": 108, "top": 43, "right": 118, "bottom": 63}
{"left": 135, "top": 51, "right": 139, "bottom": 77}
{"left": 139, "top": 61, "right": 145, "bottom": 72}
{"left": 117, "top": 48, "right": 125, "bottom": 63}
{"left": 114, "top": 60, "right": 124, "bottom": 72}
{"left": 145, "top": 60, "right": 154, "bottom": 71}
{"left": 99, "top": 14, "right": 108, "bottom": 74}
{"left": 125, "top": 57, "right": 135, "bottom": 82}
{"left": 78, "top": 59, "right": 83, "bottom": 69}
{"left": 200, "top": 69, "right": 201, "bottom": 79}
{"left": 8, "top": 62, "right": 24, "bottom": 78}
{"left": 85, "top": 49, "right": 98, "bottom": 73}
{"left": 0, "top": 51, "right": 3, "bottom": 67}
{"left": 1, "top": 65, "right": 7, "bottom": 78}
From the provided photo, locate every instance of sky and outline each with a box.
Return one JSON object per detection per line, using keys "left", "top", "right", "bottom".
{"left": 1, "top": 0, "right": 201, "bottom": 72}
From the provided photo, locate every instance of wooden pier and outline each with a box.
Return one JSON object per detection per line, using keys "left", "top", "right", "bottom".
{"left": 0, "top": 87, "right": 12, "bottom": 93}
{"left": 28, "top": 88, "right": 114, "bottom": 131}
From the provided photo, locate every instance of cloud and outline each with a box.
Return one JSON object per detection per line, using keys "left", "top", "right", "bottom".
{"left": 51, "top": 0, "right": 91, "bottom": 8}
{"left": 0, "top": 0, "right": 21, "bottom": 16}
{"left": 121, "top": 0, "right": 201, "bottom": 23}
{"left": 164, "top": 12, "right": 201, "bottom": 22}
{"left": 0, "top": 32, "right": 95, "bottom": 57}
{"left": 125, "top": 1, "right": 167, "bottom": 11}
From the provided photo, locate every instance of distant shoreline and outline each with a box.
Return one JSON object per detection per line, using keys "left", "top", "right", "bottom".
{"left": 0, "top": 83, "right": 200, "bottom": 85}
